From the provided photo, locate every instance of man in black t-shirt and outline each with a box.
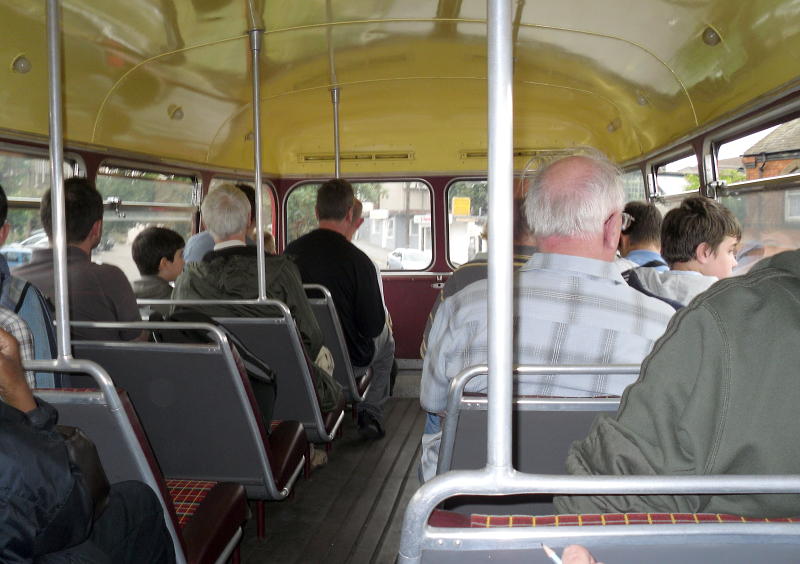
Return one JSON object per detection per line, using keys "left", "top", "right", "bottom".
{"left": 285, "top": 179, "right": 395, "bottom": 439}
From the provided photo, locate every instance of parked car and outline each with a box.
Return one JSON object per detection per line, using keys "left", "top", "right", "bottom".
{"left": 0, "top": 228, "right": 49, "bottom": 268}
{"left": 386, "top": 247, "right": 431, "bottom": 270}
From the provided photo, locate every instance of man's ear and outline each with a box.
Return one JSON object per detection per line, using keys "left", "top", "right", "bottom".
{"left": 345, "top": 206, "right": 354, "bottom": 223}
{"left": 90, "top": 219, "right": 103, "bottom": 241}
{"left": 314, "top": 206, "right": 320, "bottom": 221}
{"left": 695, "top": 241, "right": 712, "bottom": 264}
{"left": 602, "top": 212, "right": 621, "bottom": 254}
{"left": 0, "top": 222, "right": 11, "bottom": 246}
{"left": 158, "top": 256, "right": 169, "bottom": 273}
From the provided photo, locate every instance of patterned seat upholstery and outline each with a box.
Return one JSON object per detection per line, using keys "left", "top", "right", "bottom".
{"left": 428, "top": 509, "right": 798, "bottom": 527}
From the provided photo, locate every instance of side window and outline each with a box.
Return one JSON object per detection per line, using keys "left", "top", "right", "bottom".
{"left": 95, "top": 165, "right": 196, "bottom": 282}
{"left": 654, "top": 153, "right": 699, "bottom": 195}
{"left": 716, "top": 118, "right": 799, "bottom": 184}
{"left": 446, "top": 180, "right": 487, "bottom": 267}
{"left": 208, "top": 178, "right": 275, "bottom": 235}
{"left": 0, "top": 148, "right": 79, "bottom": 268}
{"left": 622, "top": 169, "right": 647, "bottom": 202}
{"left": 285, "top": 180, "right": 433, "bottom": 271}
{"left": 715, "top": 117, "right": 800, "bottom": 274}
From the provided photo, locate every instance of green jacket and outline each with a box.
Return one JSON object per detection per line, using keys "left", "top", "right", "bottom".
{"left": 555, "top": 249, "right": 800, "bottom": 518}
{"left": 171, "top": 246, "right": 323, "bottom": 358}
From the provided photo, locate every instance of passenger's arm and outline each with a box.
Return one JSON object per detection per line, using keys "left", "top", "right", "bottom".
{"left": 555, "top": 303, "right": 726, "bottom": 515}
{"left": 419, "top": 296, "right": 462, "bottom": 414}
{"left": 354, "top": 259, "right": 385, "bottom": 339}
{"left": 105, "top": 266, "right": 147, "bottom": 341}
{"left": 0, "top": 328, "right": 35, "bottom": 413}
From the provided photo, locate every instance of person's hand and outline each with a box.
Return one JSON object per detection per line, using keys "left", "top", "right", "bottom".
{"left": 0, "top": 328, "right": 36, "bottom": 413}
{"left": 562, "top": 545, "right": 604, "bottom": 564}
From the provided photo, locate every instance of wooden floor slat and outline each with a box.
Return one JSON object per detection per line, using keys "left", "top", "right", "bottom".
{"left": 241, "top": 397, "right": 425, "bottom": 564}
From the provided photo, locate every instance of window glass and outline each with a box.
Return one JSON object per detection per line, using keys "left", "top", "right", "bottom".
{"left": 286, "top": 181, "right": 433, "bottom": 271}
{"left": 622, "top": 170, "right": 647, "bottom": 202}
{"left": 716, "top": 118, "right": 799, "bottom": 184}
{"left": 0, "top": 149, "right": 78, "bottom": 267}
{"left": 208, "top": 178, "right": 275, "bottom": 235}
{"left": 655, "top": 153, "right": 699, "bottom": 195}
{"left": 719, "top": 189, "right": 800, "bottom": 275}
{"left": 95, "top": 166, "right": 195, "bottom": 282}
{"left": 446, "top": 180, "right": 487, "bottom": 267}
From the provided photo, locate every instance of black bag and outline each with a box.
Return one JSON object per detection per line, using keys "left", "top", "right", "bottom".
{"left": 55, "top": 425, "right": 110, "bottom": 517}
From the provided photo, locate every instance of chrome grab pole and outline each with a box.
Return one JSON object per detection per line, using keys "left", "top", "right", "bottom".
{"left": 486, "top": 0, "right": 514, "bottom": 470}
{"left": 326, "top": 0, "right": 341, "bottom": 178}
{"left": 46, "top": 0, "right": 71, "bottom": 360}
{"left": 249, "top": 28, "right": 267, "bottom": 301}
{"left": 331, "top": 87, "right": 341, "bottom": 178}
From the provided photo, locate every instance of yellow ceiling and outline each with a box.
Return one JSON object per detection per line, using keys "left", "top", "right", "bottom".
{"left": 1, "top": 0, "right": 799, "bottom": 175}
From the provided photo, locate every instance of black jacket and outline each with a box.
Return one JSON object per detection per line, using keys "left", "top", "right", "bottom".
{"left": 0, "top": 399, "right": 93, "bottom": 562}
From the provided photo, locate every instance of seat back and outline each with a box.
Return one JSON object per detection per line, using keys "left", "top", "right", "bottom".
{"left": 28, "top": 359, "right": 187, "bottom": 564}
{"left": 71, "top": 321, "right": 288, "bottom": 500}
{"left": 216, "top": 310, "right": 338, "bottom": 443}
{"left": 438, "top": 365, "right": 622, "bottom": 515}
{"left": 304, "top": 284, "right": 366, "bottom": 402}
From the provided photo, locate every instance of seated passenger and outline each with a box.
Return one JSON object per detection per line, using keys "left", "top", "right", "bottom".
{"left": 182, "top": 183, "right": 256, "bottom": 264}
{"left": 0, "top": 327, "right": 174, "bottom": 563}
{"left": 13, "top": 178, "right": 142, "bottom": 341}
{"left": 418, "top": 150, "right": 675, "bottom": 481}
{"left": 615, "top": 200, "right": 668, "bottom": 272}
{"left": 632, "top": 196, "right": 741, "bottom": 305}
{"left": 284, "top": 179, "right": 395, "bottom": 440}
{"left": 555, "top": 248, "right": 800, "bottom": 518}
{"left": 171, "top": 184, "right": 342, "bottom": 411}
{"left": 420, "top": 198, "right": 537, "bottom": 358}
{"left": 131, "top": 227, "right": 185, "bottom": 316}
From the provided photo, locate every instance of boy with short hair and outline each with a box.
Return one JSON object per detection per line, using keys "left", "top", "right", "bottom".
{"left": 634, "top": 196, "right": 741, "bottom": 305}
{"left": 131, "top": 227, "right": 185, "bottom": 301}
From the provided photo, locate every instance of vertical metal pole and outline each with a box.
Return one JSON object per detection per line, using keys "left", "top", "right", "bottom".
{"left": 46, "top": 0, "right": 71, "bottom": 359}
{"left": 331, "top": 87, "right": 341, "bottom": 178}
{"left": 249, "top": 29, "right": 267, "bottom": 301}
{"left": 486, "top": 0, "right": 514, "bottom": 469}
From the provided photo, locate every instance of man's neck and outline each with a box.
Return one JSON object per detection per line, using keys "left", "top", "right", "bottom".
{"left": 317, "top": 219, "right": 350, "bottom": 238}
{"left": 626, "top": 243, "right": 661, "bottom": 255}
{"left": 538, "top": 234, "right": 614, "bottom": 262}
{"left": 72, "top": 240, "right": 95, "bottom": 256}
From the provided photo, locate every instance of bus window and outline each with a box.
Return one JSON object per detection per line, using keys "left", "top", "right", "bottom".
{"left": 95, "top": 165, "right": 196, "bottom": 282}
{"left": 0, "top": 148, "right": 79, "bottom": 267}
{"left": 655, "top": 153, "right": 700, "bottom": 195}
{"left": 621, "top": 169, "right": 646, "bottom": 202}
{"left": 286, "top": 180, "right": 433, "bottom": 271}
{"left": 208, "top": 178, "right": 275, "bottom": 235}
{"left": 716, "top": 119, "right": 798, "bottom": 183}
{"left": 447, "top": 180, "right": 487, "bottom": 267}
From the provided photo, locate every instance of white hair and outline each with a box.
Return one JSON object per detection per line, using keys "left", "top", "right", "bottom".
{"left": 524, "top": 148, "right": 624, "bottom": 239}
{"left": 201, "top": 183, "right": 251, "bottom": 240}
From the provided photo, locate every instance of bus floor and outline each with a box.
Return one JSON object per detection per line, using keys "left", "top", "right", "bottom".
{"left": 240, "top": 372, "right": 425, "bottom": 564}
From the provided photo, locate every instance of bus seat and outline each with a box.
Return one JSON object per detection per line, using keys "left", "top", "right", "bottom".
{"left": 34, "top": 386, "right": 247, "bottom": 564}
{"left": 216, "top": 315, "right": 346, "bottom": 444}
{"left": 71, "top": 323, "right": 307, "bottom": 501}
{"left": 304, "top": 284, "right": 373, "bottom": 405}
{"left": 438, "top": 391, "right": 619, "bottom": 515}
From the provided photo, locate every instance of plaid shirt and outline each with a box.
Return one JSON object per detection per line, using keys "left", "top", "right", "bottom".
{"left": 420, "top": 253, "right": 676, "bottom": 413}
{"left": 0, "top": 306, "right": 35, "bottom": 388}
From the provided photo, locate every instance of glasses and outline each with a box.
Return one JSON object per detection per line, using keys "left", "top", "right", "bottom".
{"left": 620, "top": 212, "right": 635, "bottom": 231}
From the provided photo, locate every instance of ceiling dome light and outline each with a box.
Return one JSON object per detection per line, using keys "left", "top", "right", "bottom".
{"left": 11, "top": 54, "right": 31, "bottom": 74}
{"left": 607, "top": 118, "right": 621, "bottom": 133}
{"left": 167, "top": 104, "right": 184, "bottom": 120}
{"left": 702, "top": 26, "right": 722, "bottom": 46}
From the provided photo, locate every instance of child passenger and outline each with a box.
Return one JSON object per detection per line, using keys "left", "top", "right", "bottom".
{"left": 131, "top": 226, "right": 185, "bottom": 301}
{"left": 633, "top": 196, "right": 741, "bottom": 305}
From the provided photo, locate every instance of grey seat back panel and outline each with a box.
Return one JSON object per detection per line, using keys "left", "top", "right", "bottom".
{"left": 73, "top": 341, "right": 278, "bottom": 499}
{"left": 215, "top": 317, "right": 332, "bottom": 443}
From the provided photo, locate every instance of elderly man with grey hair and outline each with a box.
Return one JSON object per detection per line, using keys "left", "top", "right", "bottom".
{"left": 172, "top": 184, "right": 342, "bottom": 412}
{"left": 418, "top": 150, "right": 675, "bottom": 481}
